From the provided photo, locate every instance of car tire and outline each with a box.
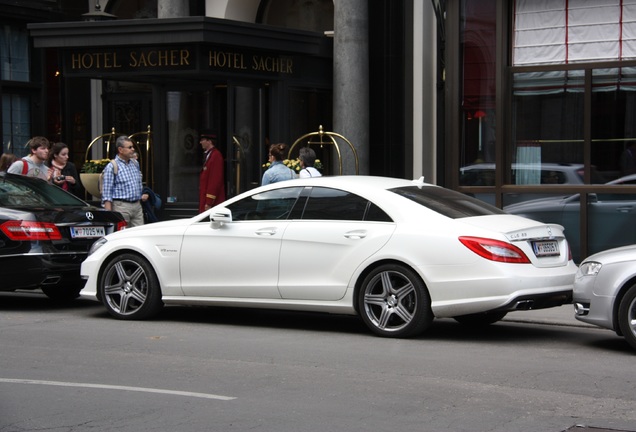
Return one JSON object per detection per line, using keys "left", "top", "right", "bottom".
{"left": 99, "top": 253, "right": 163, "bottom": 320}
{"left": 358, "top": 264, "right": 433, "bottom": 338}
{"left": 453, "top": 311, "right": 508, "bottom": 326}
{"left": 41, "top": 284, "right": 82, "bottom": 302}
{"left": 618, "top": 285, "right": 636, "bottom": 350}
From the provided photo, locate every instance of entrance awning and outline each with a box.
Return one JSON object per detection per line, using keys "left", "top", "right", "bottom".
{"left": 28, "top": 17, "right": 333, "bottom": 83}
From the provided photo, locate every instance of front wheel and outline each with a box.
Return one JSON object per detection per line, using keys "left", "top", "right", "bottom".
{"left": 99, "top": 253, "right": 163, "bottom": 320}
{"left": 618, "top": 285, "right": 636, "bottom": 350}
{"left": 358, "top": 264, "right": 433, "bottom": 338}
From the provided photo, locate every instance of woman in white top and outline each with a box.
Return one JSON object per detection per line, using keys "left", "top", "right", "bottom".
{"left": 298, "top": 147, "right": 322, "bottom": 178}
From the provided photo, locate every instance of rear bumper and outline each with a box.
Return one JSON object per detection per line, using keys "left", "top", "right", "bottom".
{"left": 492, "top": 289, "right": 572, "bottom": 312}
{"left": 0, "top": 253, "right": 86, "bottom": 291}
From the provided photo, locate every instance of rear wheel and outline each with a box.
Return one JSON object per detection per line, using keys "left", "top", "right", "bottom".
{"left": 453, "top": 311, "right": 508, "bottom": 326}
{"left": 99, "top": 253, "right": 163, "bottom": 320}
{"left": 618, "top": 285, "right": 636, "bottom": 350}
{"left": 358, "top": 264, "right": 433, "bottom": 338}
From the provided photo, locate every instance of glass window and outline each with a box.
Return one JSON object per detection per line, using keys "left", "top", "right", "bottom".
{"left": 591, "top": 67, "right": 636, "bottom": 182}
{"left": 511, "top": 70, "right": 585, "bottom": 184}
{"left": 301, "top": 187, "right": 374, "bottom": 221}
{"left": 2, "top": 93, "right": 30, "bottom": 156}
{"left": 459, "top": 0, "right": 497, "bottom": 169}
{"left": 226, "top": 187, "right": 303, "bottom": 221}
{"left": 0, "top": 25, "right": 29, "bottom": 82}
{"left": 166, "top": 90, "right": 216, "bottom": 205}
{"left": 391, "top": 186, "right": 505, "bottom": 218}
{"left": 588, "top": 192, "right": 636, "bottom": 256}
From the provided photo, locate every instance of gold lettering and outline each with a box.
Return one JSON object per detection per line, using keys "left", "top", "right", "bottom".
{"left": 159, "top": 50, "right": 168, "bottom": 66}
{"left": 251, "top": 55, "right": 293, "bottom": 74}
{"left": 180, "top": 49, "right": 190, "bottom": 66}
{"left": 209, "top": 51, "right": 246, "bottom": 70}
{"left": 129, "top": 52, "right": 139, "bottom": 67}
{"left": 71, "top": 53, "right": 82, "bottom": 69}
{"left": 71, "top": 52, "right": 121, "bottom": 70}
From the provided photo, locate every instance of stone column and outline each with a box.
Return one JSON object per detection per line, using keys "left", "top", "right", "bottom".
{"left": 333, "top": 0, "right": 369, "bottom": 175}
{"left": 158, "top": 0, "right": 189, "bottom": 18}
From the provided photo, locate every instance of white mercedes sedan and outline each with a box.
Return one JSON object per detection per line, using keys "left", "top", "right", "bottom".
{"left": 80, "top": 176, "right": 576, "bottom": 338}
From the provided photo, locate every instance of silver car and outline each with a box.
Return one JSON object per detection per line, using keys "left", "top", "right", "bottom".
{"left": 573, "top": 244, "right": 636, "bottom": 350}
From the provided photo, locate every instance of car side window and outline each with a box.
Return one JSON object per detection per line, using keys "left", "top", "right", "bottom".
{"left": 226, "top": 187, "right": 303, "bottom": 221}
{"left": 301, "top": 187, "right": 392, "bottom": 222}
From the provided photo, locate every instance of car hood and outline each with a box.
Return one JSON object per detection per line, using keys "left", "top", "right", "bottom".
{"left": 460, "top": 214, "right": 566, "bottom": 241}
{"left": 583, "top": 244, "right": 636, "bottom": 264}
{"left": 107, "top": 218, "right": 189, "bottom": 238}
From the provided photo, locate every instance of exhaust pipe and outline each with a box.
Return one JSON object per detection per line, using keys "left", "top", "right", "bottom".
{"left": 513, "top": 300, "right": 534, "bottom": 310}
{"left": 40, "top": 275, "right": 62, "bottom": 285}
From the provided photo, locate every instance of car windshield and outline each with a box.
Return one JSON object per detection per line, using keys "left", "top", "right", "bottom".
{"left": 0, "top": 174, "right": 88, "bottom": 207}
{"left": 390, "top": 185, "right": 506, "bottom": 218}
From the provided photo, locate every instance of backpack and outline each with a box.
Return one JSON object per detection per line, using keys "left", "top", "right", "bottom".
{"left": 21, "top": 161, "right": 28, "bottom": 175}
{"left": 98, "top": 160, "right": 118, "bottom": 198}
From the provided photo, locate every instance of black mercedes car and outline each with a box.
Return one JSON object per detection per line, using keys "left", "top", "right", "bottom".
{"left": 0, "top": 172, "right": 126, "bottom": 300}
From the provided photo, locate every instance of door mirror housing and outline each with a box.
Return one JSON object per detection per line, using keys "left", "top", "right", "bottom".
{"left": 210, "top": 208, "right": 232, "bottom": 229}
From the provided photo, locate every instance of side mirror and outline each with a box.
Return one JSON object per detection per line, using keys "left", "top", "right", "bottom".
{"left": 210, "top": 208, "right": 232, "bottom": 229}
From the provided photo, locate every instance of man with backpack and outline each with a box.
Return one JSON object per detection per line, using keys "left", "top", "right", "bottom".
{"left": 101, "top": 135, "right": 146, "bottom": 228}
{"left": 7, "top": 136, "right": 50, "bottom": 181}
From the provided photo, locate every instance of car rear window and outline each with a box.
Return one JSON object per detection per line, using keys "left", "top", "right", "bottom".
{"left": 390, "top": 185, "right": 507, "bottom": 218}
{"left": 0, "top": 174, "right": 87, "bottom": 207}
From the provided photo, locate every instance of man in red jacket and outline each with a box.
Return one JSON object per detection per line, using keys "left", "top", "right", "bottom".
{"left": 198, "top": 129, "right": 226, "bottom": 213}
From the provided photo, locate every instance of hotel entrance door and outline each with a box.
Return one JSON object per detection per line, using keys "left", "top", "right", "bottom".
{"left": 164, "top": 83, "right": 269, "bottom": 217}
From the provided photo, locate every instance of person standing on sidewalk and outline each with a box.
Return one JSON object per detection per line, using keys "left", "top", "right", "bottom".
{"left": 7, "top": 136, "right": 50, "bottom": 181}
{"left": 101, "top": 135, "right": 147, "bottom": 228}
{"left": 198, "top": 129, "right": 226, "bottom": 213}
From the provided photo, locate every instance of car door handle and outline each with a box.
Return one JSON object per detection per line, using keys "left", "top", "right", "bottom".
{"left": 344, "top": 230, "right": 367, "bottom": 240}
{"left": 616, "top": 206, "right": 633, "bottom": 213}
{"left": 255, "top": 228, "right": 277, "bottom": 236}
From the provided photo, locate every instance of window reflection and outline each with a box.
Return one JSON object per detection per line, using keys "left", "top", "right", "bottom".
{"left": 511, "top": 70, "right": 584, "bottom": 184}
{"left": 592, "top": 67, "right": 636, "bottom": 182}
{"left": 588, "top": 192, "right": 636, "bottom": 257}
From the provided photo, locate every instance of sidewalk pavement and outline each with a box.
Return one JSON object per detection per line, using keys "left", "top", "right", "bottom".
{"left": 503, "top": 304, "right": 595, "bottom": 328}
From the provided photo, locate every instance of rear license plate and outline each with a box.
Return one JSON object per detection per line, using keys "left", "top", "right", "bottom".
{"left": 70, "top": 226, "right": 105, "bottom": 238}
{"left": 532, "top": 240, "right": 559, "bottom": 257}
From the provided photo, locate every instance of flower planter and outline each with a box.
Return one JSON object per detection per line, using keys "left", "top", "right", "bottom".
{"left": 80, "top": 173, "right": 101, "bottom": 199}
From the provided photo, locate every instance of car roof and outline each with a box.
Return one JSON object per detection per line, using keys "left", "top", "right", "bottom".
{"left": 259, "top": 175, "right": 430, "bottom": 192}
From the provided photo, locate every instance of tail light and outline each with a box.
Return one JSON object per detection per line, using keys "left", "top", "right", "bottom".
{"left": 0, "top": 220, "right": 63, "bottom": 241}
{"left": 459, "top": 236, "right": 530, "bottom": 264}
{"left": 116, "top": 220, "right": 127, "bottom": 231}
